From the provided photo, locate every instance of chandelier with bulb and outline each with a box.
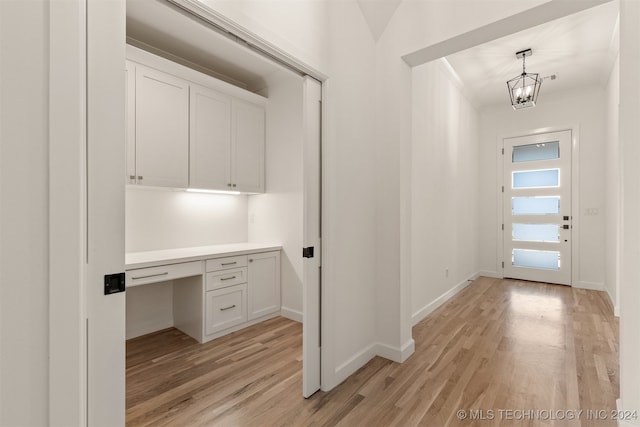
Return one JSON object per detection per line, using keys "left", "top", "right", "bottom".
{"left": 506, "top": 48, "right": 542, "bottom": 110}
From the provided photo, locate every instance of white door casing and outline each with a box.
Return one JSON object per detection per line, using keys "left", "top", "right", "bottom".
{"left": 503, "top": 130, "right": 573, "bottom": 285}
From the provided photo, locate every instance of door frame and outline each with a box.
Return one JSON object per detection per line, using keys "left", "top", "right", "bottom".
{"left": 49, "top": 0, "right": 329, "bottom": 423}
{"left": 496, "top": 125, "right": 580, "bottom": 285}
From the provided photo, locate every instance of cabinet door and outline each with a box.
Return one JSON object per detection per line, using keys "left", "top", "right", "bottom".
{"left": 125, "top": 61, "right": 136, "bottom": 185}
{"left": 248, "top": 251, "right": 280, "bottom": 320}
{"left": 189, "top": 84, "right": 232, "bottom": 191}
{"left": 231, "top": 100, "right": 265, "bottom": 193}
{"left": 135, "top": 64, "right": 189, "bottom": 188}
{"left": 205, "top": 284, "right": 247, "bottom": 335}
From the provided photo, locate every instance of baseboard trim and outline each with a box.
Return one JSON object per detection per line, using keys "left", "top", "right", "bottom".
{"left": 575, "top": 280, "right": 604, "bottom": 291}
{"left": 412, "top": 273, "right": 478, "bottom": 326}
{"left": 605, "top": 288, "right": 620, "bottom": 317}
{"left": 280, "top": 306, "right": 302, "bottom": 323}
{"left": 616, "top": 399, "right": 640, "bottom": 426}
{"left": 334, "top": 343, "right": 377, "bottom": 387}
{"left": 376, "top": 339, "right": 415, "bottom": 363}
{"left": 479, "top": 270, "right": 500, "bottom": 278}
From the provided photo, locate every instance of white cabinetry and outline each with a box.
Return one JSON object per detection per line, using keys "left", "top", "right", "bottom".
{"left": 126, "top": 47, "right": 266, "bottom": 193}
{"left": 248, "top": 251, "right": 281, "bottom": 320}
{"left": 205, "top": 284, "right": 247, "bottom": 335}
{"left": 232, "top": 100, "right": 265, "bottom": 193}
{"left": 126, "top": 62, "right": 189, "bottom": 188}
{"left": 189, "top": 84, "right": 232, "bottom": 191}
{"left": 189, "top": 85, "right": 265, "bottom": 193}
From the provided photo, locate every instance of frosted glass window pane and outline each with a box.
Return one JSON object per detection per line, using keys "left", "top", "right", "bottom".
{"left": 512, "top": 249, "right": 560, "bottom": 270}
{"left": 513, "top": 169, "right": 559, "bottom": 188}
{"left": 512, "top": 197, "right": 560, "bottom": 215}
{"left": 512, "top": 141, "right": 559, "bottom": 163}
{"left": 512, "top": 224, "right": 560, "bottom": 242}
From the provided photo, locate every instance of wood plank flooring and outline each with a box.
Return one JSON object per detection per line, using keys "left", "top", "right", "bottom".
{"left": 126, "top": 277, "right": 619, "bottom": 426}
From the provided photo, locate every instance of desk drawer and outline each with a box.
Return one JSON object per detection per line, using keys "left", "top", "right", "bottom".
{"left": 205, "top": 284, "right": 247, "bottom": 335}
{"left": 206, "top": 255, "right": 247, "bottom": 272}
{"left": 206, "top": 267, "right": 247, "bottom": 291}
{"left": 126, "top": 261, "right": 202, "bottom": 287}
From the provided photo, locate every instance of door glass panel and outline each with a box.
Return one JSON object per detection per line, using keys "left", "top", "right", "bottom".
{"left": 512, "top": 224, "right": 560, "bottom": 242}
{"left": 512, "top": 249, "right": 560, "bottom": 270}
{"left": 512, "top": 196, "right": 560, "bottom": 215}
{"left": 513, "top": 169, "right": 559, "bottom": 188}
{"left": 512, "top": 141, "right": 559, "bottom": 163}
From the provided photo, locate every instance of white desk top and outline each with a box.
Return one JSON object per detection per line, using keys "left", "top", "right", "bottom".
{"left": 126, "top": 243, "right": 282, "bottom": 270}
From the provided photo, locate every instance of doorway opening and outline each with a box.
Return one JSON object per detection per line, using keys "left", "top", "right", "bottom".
{"left": 123, "top": 0, "right": 324, "bottom": 420}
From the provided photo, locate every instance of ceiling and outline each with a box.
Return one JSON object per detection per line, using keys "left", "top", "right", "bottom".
{"left": 445, "top": 1, "right": 619, "bottom": 109}
{"left": 126, "top": 0, "right": 292, "bottom": 93}
{"left": 128, "top": 0, "right": 619, "bottom": 105}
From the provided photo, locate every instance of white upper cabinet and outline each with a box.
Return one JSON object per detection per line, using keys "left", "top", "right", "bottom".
{"left": 232, "top": 100, "right": 265, "bottom": 193}
{"left": 126, "top": 46, "right": 266, "bottom": 193}
{"left": 189, "top": 84, "right": 232, "bottom": 190}
{"left": 133, "top": 64, "right": 189, "bottom": 188}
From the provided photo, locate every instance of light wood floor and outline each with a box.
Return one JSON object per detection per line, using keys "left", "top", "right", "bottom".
{"left": 126, "top": 277, "right": 619, "bottom": 426}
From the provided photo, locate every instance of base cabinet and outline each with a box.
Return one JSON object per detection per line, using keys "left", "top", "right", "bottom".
{"left": 248, "top": 251, "right": 281, "bottom": 320}
{"left": 201, "top": 251, "right": 280, "bottom": 342}
{"left": 205, "top": 284, "right": 247, "bottom": 335}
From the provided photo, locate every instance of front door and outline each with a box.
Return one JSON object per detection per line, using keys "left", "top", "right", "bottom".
{"left": 503, "top": 130, "right": 572, "bottom": 285}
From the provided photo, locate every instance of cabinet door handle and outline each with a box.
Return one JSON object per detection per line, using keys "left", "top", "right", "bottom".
{"left": 131, "top": 272, "right": 168, "bottom": 280}
{"left": 220, "top": 276, "right": 236, "bottom": 281}
{"left": 221, "top": 262, "right": 237, "bottom": 266}
{"left": 220, "top": 304, "right": 236, "bottom": 311}
{"left": 232, "top": 184, "right": 236, "bottom": 188}
{"left": 129, "top": 175, "right": 136, "bottom": 180}
{"left": 137, "top": 175, "right": 143, "bottom": 181}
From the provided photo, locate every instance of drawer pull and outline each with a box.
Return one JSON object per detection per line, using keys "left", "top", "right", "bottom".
{"left": 220, "top": 304, "right": 236, "bottom": 311}
{"left": 220, "top": 276, "right": 237, "bottom": 281}
{"left": 131, "top": 272, "right": 168, "bottom": 280}
{"left": 221, "top": 262, "right": 237, "bottom": 266}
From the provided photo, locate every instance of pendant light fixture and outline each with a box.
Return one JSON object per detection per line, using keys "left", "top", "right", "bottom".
{"left": 507, "top": 48, "right": 542, "bottom": 110}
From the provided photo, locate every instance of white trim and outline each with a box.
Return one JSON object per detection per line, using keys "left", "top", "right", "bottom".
{"left": 616, "top": 399, "right": 640, "bottom": 427}
{"left": 376, "top": 339, "right": 415, "bottom": 363}
{"left": 49, "top": 1, "right": 87, "bottom": 425}
{"left": 411, "top": 274, "right": 478, "bottom": 326}
{"left": 496, "top": 125, "right": 580, "bottom": 286}
{"left": 575, "top": 281, "right": 604, "bottom": 291}
{"left": 167, "top": 0, "right": 327, "bottom": 81}
{"left": 280, "top": 307, "right": 303, "bottom": 323}
{"left": 332, "top": 339, "right": 417, "bottom": 388}
{"left": 606, "top": 288, "right": 620, "bottom": 317}
{"left": 333, "top": 344, "right": 377, "bottom": 388}
{"left": 479, "top": 270, "right": 500, "bottom": 278}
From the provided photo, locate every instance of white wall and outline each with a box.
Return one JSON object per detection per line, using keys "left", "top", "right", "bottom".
{"left": 194, "top": 0, "right": 380, "bottom": 390}
{"left": 478, "top": 86, "right": 607, "bottom": 290}
{"left": 619, "top": 0, "right": 640, "bottom": 422}
{"left": 125, "top": 188, "right": 248, "bottom": 252}
{"left": 371, "top": 0, "right": 565, "bottom": 370}
{"left": 126, "top": 282, "right": 174, "bottom": 339}
{"left": 322, "top": 1, "right": 378, "bottom": 386}
{"left": 249, "top": 73, "right": 304, "bottom": 321}
{"left": 0, "top": 1, "right": 50, "bottom": 424}
{"left": 411, "top": 60, "right": 480, "bottom": 324}
{"left": 605, "top": 53, "right": 620, "bottom": 313}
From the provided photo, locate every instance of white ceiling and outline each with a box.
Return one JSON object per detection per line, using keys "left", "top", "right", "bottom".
{"left": 126, "top": 0, "right": 291, "bottom": 93}
{"left": 444, "top": 1, "right": 619, "bottom": 109}
{"left": 128, "top": 0, "right": 619, "bottom": 105}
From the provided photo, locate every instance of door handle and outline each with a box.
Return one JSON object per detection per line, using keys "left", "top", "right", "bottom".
{"left": 303, "top": 247, "right": 314, "bottom": 258}
{"left": 563, "top": 224, "right": 570, "bottom": 229}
